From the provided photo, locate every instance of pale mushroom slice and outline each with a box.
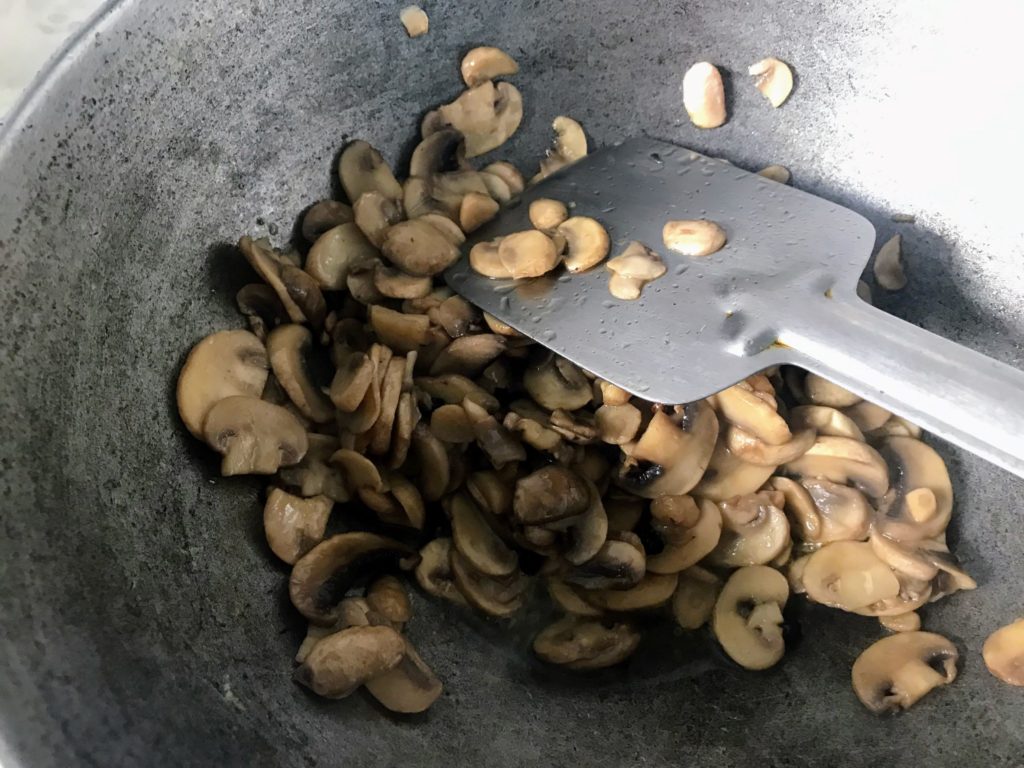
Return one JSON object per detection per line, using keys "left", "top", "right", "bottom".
{"left": 294, "top": 625, "right": 406, "bottom": 699}
{"left": 873, "top": 436, "right": 953, "bottom": 542}
{"left": 748, "top": 57, "right": 794, "bottom": 108}
{"left": 706, "top": 491, "right": 791, "bottom": 567}
{"left": 873, "top": 234, "right": 907, "bottom": 291}
{"left": 433, "top": 295, "right": 479, "bottom": 338}
{"left": 289, "top": 532, "right": 413, "bottom": 625}
{"left": 240, "top": 236, "right": 326, "bottom": 326}
{"left": 725, "top": 425, "right": 816, "bottom": 466}
{"left": 712, "top": 566, "right": 789, "bottom": 670}
{"left": 437, "top": 81, "right": 523, "bottom": 158}
{"left": 450, "top": 492, "right": 518, "bottom": 577}
{"left": 692, "top": 437, "right": 777, "bottom": 502}
{"left": 203, "top": 396, "right": 308, "bottom": 475}
{"left": 482, "top": 161, "right": 525, "bottom": 196}
{"left": 843, "top": 401, "right": 892, "bottom": 433}
{"left": 398, "top": 5, "right": 429, "bottom": 37}
{"left": 583, "top": 572, "right": 679, "bottom": 613}
{"left": 497, "top": 229, "right": 561, "bottom": 278}
{"left": 266, "top": 324, "right": 334, "bottom": 423}
{"left": 554, "top": 478, "right": 608, "bottom": 566}
{"left": 714, "top": 382, "right": 791, "bottom": 445}
{"left": 682, "top": 62, "right": 726, "bottom": 129}
{"left": 460, "top": 192, "right": 500, "bottom": 233}
{"left": 983, "top": 619, "right": 1024, "bottom": 686}
{"left": 662, "top": 220, "right": 727, "bottom": 257}
{"left": 338, "top": 140, "right": 402, "bottom": 204}
{"left": 523, "top": 353, "right": 593, "bottom": 411}
{"left": 513, "top": 465, "right": 591, "bottom": 525}
{"left": 177, "top": 329, "right": 269, "bottom": 438}
{"left": 804, "top": 373, "right": 862, "bottom": 408}
{"left": 533, "top": 116, "right": 588, "bottom": 181}
{"left": 419, "top": 212, "right": 466, "bottom": 245}
{"left": 558, "top": 217, "right": 611, "bottom": 273}
{"left": 368, "top": 306, "right": 431, "bottom": 354}
{"left": 533, "top": 616, "right": 641, "bottom": 670}
{"left": 279, "top": 433, "right": 350, "bottom": 502}
{"left": 366, "top": 575, "right": 412, "bottom": 626}
{"left": 671, "top": 567, "right": 721, "bottom": 630}
{"left": 460, "top": 46, "right": 519, "bottom": 87}
{"left": 770, "top": 475, "right": 871, "bottom": 544}
{"left": 306, "top": 223, "right": 379, "bottom": 291}
{"left": 529, "top": 198, "right": 569, "bottom": 231}
{"left": 851, "top": 632, "right": 959, "bottom": 714}
{"left": 429, "top": 334, "right": 507, "bottom": 377}
{"left": 354, "top": 191, "right": 404, "bottom": 248}
{"left": 469, "top": 238, "right": 513, "bottom": 278}
{"left": 450, "top": 550, "right": 528, "bottom": 617}
{"left": 783, "top": 435, "right": 890, "bottom": 499}
{"left": 373, "top": 263, "right": 432, "bottom": 300}
{"left": 757, "top": 165, "right": 791, "bottom": 184}
{"left": 646, "top": 497, "right": 722, "bottom": 574}
{"left": 788, "top": 404, "right": 865, "bottom": 441}
{"left": 236, "top": 284, "right": 287, "bottom": 341}
{"left": 801, "top": 541, "right": 901, "bottom": 612}
{"left": 416, "top": 373, "right": 499, "bottom": 411}
{"left": 595, "top": 403, "right": 643, "bottom": 445}
{"left": 364, "top": 638, "right": 443, "bottom": 713}
{"left": 615, "top": 402, "right": 719, "bottom": 498}
{"left": 564, "top": 535, "right": 646, "bottom": 590}
{"left": 414, "top": 538, "right": 467, "bottom": 606}
{"left": 301, "top": 199, "right": 354, "bottom": 243}
{"left": 606, "top": 241, "right": 666, "bottom": 281}
{"left": 879, "top": 612, "right": 922, "bottom": 633}
{"left": 263, "top": 488, "right": 333, "bottom": 565}
{"left": 381, "top": 219, "right": 460, "bottom": 277}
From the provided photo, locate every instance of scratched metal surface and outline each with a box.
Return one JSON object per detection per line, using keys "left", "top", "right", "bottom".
{"left": 1, "top": 0, "right": 1023, "bottom": 766}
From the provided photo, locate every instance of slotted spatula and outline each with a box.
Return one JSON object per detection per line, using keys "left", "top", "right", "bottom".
{"left": 446, "top": 136, "right": 1024, "bottom": 479}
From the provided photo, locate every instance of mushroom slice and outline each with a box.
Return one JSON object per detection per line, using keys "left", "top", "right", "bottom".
{"left": 596, "top": 380, "right": 631, "bottom": 407}
{"left": 564, "top": 536, "right": 646, "bottom": 590}
{"left": 416, "top": 373, "right": 499, "bottom": 411}
{"left": 236, "top": 284, "right": 287, "bottom": 342}
{"left": 529, "top": 198, "right": 569, "bottom": 231}
{"left": 557, "top": 217, "right": 611, "bottom": 273}
{"left": 398, "top": 5, "right": 429, "bottom": 37}
{"left": 879, "top": 612, "right": 922, "bottom": 633}
{"left": 608, "top": 273, "right": 645, "bottom": 301}
{"left": 843, "top": 401, "right": 891, "bottom": 433}
{"left": 559, "top": 479, "right": 609, "bottom": 566}
{"left": 306, "top": 223, "right": 379, "bottom": 291}
{"left": 662, "top": 220, "right": 727, "bottom": 257}
{"left": 410, "top": 423, "right": 449, "bottom": 502}
{"left": 800, "top": 478, "right": 872, "bottom": 542}
{"left": 671, "top": 567, "right": 721, "bottom": 630}
{"left": 748, "top": 57, "right": 794, "bottom": 108}
{"left": 513, "top": 465, "right": 591, "bottom": 524}
{"left": 450, "top": 493, "right": 518, "bottom": 577}
{"left": 294, "top": 625, "right": 405, "bottom": 699}
{"left": 240, "top": 236, "right": 326, "bottom": 326}
{"left": 330, "top": 352, "right": 375, "bottom": 413}
{"left": 801, "top": 541, "right": 901, "bottom": 612}
{"left": 851, "top": 632, "right": 958, "bottom": 714}
{"left": 354, "top": 191, "right": 404, "bottom": 248}
{"left": 368, "top": 306, "right": 431, "bottom": 354}
{"left": 366, "top": 356, "right": 406, "bottom": 456}
{"left": 788, "top": 405, "right": 865, "bottom": 441}
{"left": 450, "top": 550, "right": 527, "bottom": 617}
{"left": 329, "top": 448, "right": 384, "bottom": 492}
{"left": 682, "top": 61, "right": 727, "bottom": 128}
{"left": 409, "top": 128, "right": 464, "bottom": 178}
{"left": 726, "top": 425, "right": 815, "bottom": 466}
{"left": 302, "top": 200, "right": 354, "bottom": 242}
{"left": 263, "top": 488, "right": 333, "bottom": 565}
{"left": 647, "top": 497, "right": 723, "bottom": 574}
{"left": 712, "top": 566, "right": 789, "bottom": 670}
{"left": 595, "top": 403, "right": 642, "bottom": 445}
{"left": 266, "top": 324, "right": 334, "bottom": 423}
{"left": 381, "top": 219, "right": 461, "bottom": 277}
{"left": 366, "top": 575, "right": 412, "bottom": 626}
{"left": 460, "top": 192, "right": 500, "bottom": 233}
{"left": 534, "top": 117, "right": 588, "bottom": 181}
{"left": 364, "top": 638, "right": 443, "bottom": 713}
{"left": 460, "top": 45, "right": 520, "bottom": 86}
{"left": 547, "top": 578, "right": 603, "bottom": 617}
{"left": 983, "top": 619, "right": 1024, "bottom": 686}
{"left": 757, "top": 165, "right": 791, "bottom": 184}
{"left": 372, "top": 263, "right": 432, "bottom": 300}
{"left": 783, "top": 435, "right": 889, "bottom": 499}
{"left": 430, "top": 404, "right": 475, "bottom": 443}
{"left": 482, "top": 161, "right": 525, "bottom": 196}
{"left": 714, "top": 383, "right": 790, "bottom": 445}
{"left": 873, "top": 234, "right": 906, "bottom": 291}
{"left": 289, "top": 532, "right": 413, "bottom": 625}
{"left": 438, "top": 81, "right": 523, "bottom": 158}
{"left": 533, "top": 616, "right": 640, "bottom": 670}
{"left": 693, "top": 438, "right": 776, "bottom": 501}
{"left": 432, "top": 295, "right": 479, "bottom": 339}
{"left": 523, "top": 353, "right": 593, "bottom": 411}
{"left": 922, "top": 541, "right": 977, "bottom": 599}
{"left": 338, "top": 140, "right": 402, "bottom": 204}
{"left": 804, "top": 373, "right": 862, "bottom": 408}
{"left": 616, "top": 402, "right": 719, "bottom": 498}
{"left": 279, "top": 434, "right": 349, "bottom": 501}
{"left": 771, "top": 475, "right": 860, "bottom": 545}
{"left": 177, "top": 329, "right": 269, "bottom": 438}
{"left": 203, "top": 396, "right": 308, "bottom": 475}
{"left": 606, "top": 240, "right": 666, "bottom": 281}
{"left": 469, "top": 238, "right": 513, "bottom": 278}
{"left": 466, "top": 469, "right": 513, "bottom": 518}
{"left": 584, "top": 572, "right": 678, "bottom": 612}
{"left": 707, "top": 491, "right": 791, "bottom": 567}
{"left": 867, "top": 415, "right": 922, "bottom": 442}
{"left": 345, "top": 259, "right": 386, "bottom": 305}
{"left": 463, "top": 398, "right": 526, "bottom": 468}
{"left": 497, "top": 230, "right": 561, "bottom": 278}
{"left": 868, "top": 532, "right": 939, "bottom": 582}
{"left": 370, "top": 471, "right": 425, "bottom": 530}
{"left": 414, "top": 538, "right": 467, "bottom": 605}
{"left": 604, "top": 497, "right": 644, "bottom": 532}
{"left": 873, "top": 436, "right": 953, "bottom": 542}
{"left": 418, "top": 212, "right": 466, "bottom": 245}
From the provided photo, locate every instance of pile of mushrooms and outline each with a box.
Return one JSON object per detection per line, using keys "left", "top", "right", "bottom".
{"left": 176, "top": 44, "right": 986, "bottom": 717}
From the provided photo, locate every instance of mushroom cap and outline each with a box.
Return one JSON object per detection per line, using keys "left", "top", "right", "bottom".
{"left": 364, "top": 638, "right": 443, "bottom": 713}
{"left": 801, "top": 541, "right": 901, "bottom": 612}
{"left": 851, "top": 631, "right": 959, "bottom": 714}
{"left": 177, "top": 330, "right": 269, "bottom": 438}
{"left": 532, "top": 616, "right": 640, "bottom": 670}
{"left": 712, "top": 565, "right": 789, "bottom": 670}
{"left": 294, "top": 625, "right": 405, "bottom": 699}
{"left": 202, "top": 396, "right": 308, "bottom": 476}
{"left": 983, "top": 619, "right": 1024, "bottom": 686}
{"left": 263, "top": 488, "right": 333, "bottom": 565}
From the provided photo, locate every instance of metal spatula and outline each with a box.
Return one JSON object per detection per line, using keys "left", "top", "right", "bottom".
{"left": 445, "top": 136, "right": 1024, "bottom": 479}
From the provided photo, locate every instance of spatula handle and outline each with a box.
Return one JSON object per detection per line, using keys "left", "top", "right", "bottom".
{"left": 782, "top": 296, "right": 1024, "bottom": 479}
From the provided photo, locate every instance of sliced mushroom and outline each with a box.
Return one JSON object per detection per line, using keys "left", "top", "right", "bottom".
{"left": 608, "top": 273, "right": 645, "bottom": 301}
{"left": 418, "top": 212, "right": 466, "bottom": 245}
{"left": 497, "top": 230, "right": 560, "bottom": 278}
{"left": 414, "top": 538, "right": 467, "bottom": 605}
{"left": 398, "top": 4, "right": 429, "bottom": 37}
{"left": 879, "top": 611, "right": 922, "bottom": 633}
{"left": 302, "top": 200, "right": 354, "bottom": 242}
{"left": 714, "top": 382, "right": 790, "bottom": 445}
{"left": 469, "top": 238, "right": 513, "bottom": 278}
{"left": 873, "top": 234, "right": 906, "bottom": 291}
{"left": 783, "top": 435, "right": 889, "bottom": 499}
{"left": 366, "top": 575, "right": 412, "bottom": 626}
{"left": 294, "top": 625, "right": 406, "bottom": 698}
{"left": 289, "top": 532, "right": 413, "bottom": 625}
{"left": 843, "top": 401, "right": 891, "bottom": 433}
{"left": 584, "top": 572, "right": 679, "bottom": 613}
{"left": 615, "top": 403, "right": 719, "bottom": 498}
{"left": 463, "top": 397, "right": 526, "bottom": 468}
{"left": 417, "top": 373, "right": 499, "bottom": 411}
{"left": 851, "top": 632, "right": 958, "bottom": 714}
{"left": 671, "top": 567, "right": 721, "bottom": 630}
{"left": 366, "top": 356, "right": 406, "bottom": 456}
{"left": 770, "top": 475, "right": 870, "bottom": 544}
{"left": 266, "top": 324, "right": 333, "bottom": 423}
{"left": 354, "top": 191, "right": 404, "bottom": 248}
{"left": 364, "top": 638, "right": 443, "bottom": 713}
{"left": 726, "top": 425, "right": 815, "bottom": 466}
{"left": 801, "top": 541, "right": 901, "bottom": 612}
{"left": 606, "top": 240, "right": 666, "bottom": 281}
{"left": 305, "top": 223, "right": 378, "bottom": 291}
{"left": 240, "top": 236, "right": 326, "bottom": 326}
{"left": 757, "top": 165, "right": 791, "bottom": 184}
{"left": 437, "top": 81, "right": 523, "bottom": 158}
{"left": 410, "top": 423, "right": 449, "bottom": 502}
{"left": 450, "top": 492, "right": 518, "bottom": 577}
{"left": 707, "top": 491, "right": 791, "bottom": 567}
{"left": 460, "top": 45, "right": 519, "bottom": 87}
{"left": 598, "top": 380, "right": 632, "bottom": 406}
{"left": 557, "top": 217, "right": 610, "bottom": 273}
{"left": 338, "top": 141, "right": 402, "bottom": 204}
{"left": 983, "top": 619, "right": 1024, "bottom": 686}
{"left": 381, "top": 219, "right": 460, "bottom": 277}
{"left": 279, "top": 434, "right": 350, "bottom": 501}
{"left": 533, "top": 616, "right": 640, "bottom": 670}
{"left": 372, "top": 263, "right": 432, "bottom": 300}
{"left": 430, "top": 403, "right": 476, "bottom": 443}
{"left": 482, "top": 161, "right": 525, "bottom": 196}
{"left": 203, "top": 396, "right": 308, "bottom": 475}
{"left": 646, "top": 497, "right": 722, "bottom": 574}
{"left": 788, "top": 404, "right": 865, "bottom": 441}
{"left": 533, "top": 116, "right": 588, "bottom": 181}
{"left": 682, "top": 62, "right": 727, "bottom": 128}
{"left": 662, "top": 220, "right": 727, "bottom": 257}
{"left": 177, "top": 329, "right": 269, "bottom": 438}
{"left": 529, "top": 198, "right": 569, "bottom": 231}
{"left": 559, "top": 479, "right": 609, "bottom": 565}
{"left": 345, "top": 259, "right": 386, "bottom": 305}
{"left": 595, "top": 403, "right": 642, "bottom": 445}
{"left": 804, "top": 373, "right": 862, "bottom": 408}
{"left": 409, "top": 128, "right": 465, "bottom": 178}
{"left": 460, "top": 192, "right": 500, "bottom": 233}
{"left": 523, "top": 353, "right": 593, "bottom": 411}
{"left": 236, "top": 284, "right": 287, "bottom": 341}
{"left": 368, "top": 305, "right": 432, "bottom": 353}
{"left": 749, "top": 57, "right": 794, "bottom": 108}
{"left": 873, "top": 436, "right": 953, "bottom": 542}
{"left": 513, "top": 465, "right": 591, "bottom": 524}
{"left": 429, "top": 334, "right": 506, "bottom": 377}
{"left": 564, "top": 536, "right": 646, "bottom": 590}
{"left": 693, "top": 438, "right": 776, "bottom": 501}
{"left": 868, "top": 531, "right": 939, "bottom": 582}
{"left": 547, "top": 578, "right": 603, "bottom": 617}
{"left": 263, "top": 488, "right": 332, "bottom": 565}
{"left": 450, "top": 550, "right": 527, "bottom": 617}
{"left": 712, "top": 566, "right": 789, "bottom": 670}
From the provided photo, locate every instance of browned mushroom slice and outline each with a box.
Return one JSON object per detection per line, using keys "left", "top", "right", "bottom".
{"left": 466, "top": 469, "right": 514, "bottom": 518}
{"left": 801, "top": 541, "right": 901, "bottom": 612}
{"left": 983, "top": 619, "right": 1024, "bottom": 686}
{"left": 263, "top": 488, "right": 333, "bottom": 565}
{"left": 450, "top": 492, "right": 518, "bottom": 577}
{"left": 367, "top": 356, "right": 406, "bottom": 456}
{"left": 236, "top": 284, "right": 287, "bottom": 342}
{"left": 463, "top": 398, "right": 526, "bottom": 468}
{"left": 329, "top": 447, "right": 384, "bottom": 493}
{"left": 380, "top": 219, "right": 460, "bottom": 277}
{"left": 450, "top": 550, "right": 528, "bottom": 617}
{"left": 615, "top": 402, "right": 719, "bottom": 498}
{"left": 368, "top": 306, "right": 431, "bottom": 354}
{"left": 533, "top": 616, "right": 640, "bottom": 670}
{"left": 306, "top": 223, "right": 379, "bottom": 291}
{"left": 430, "top": 403, "right": 476, "bottom": 443}
{"left": 416, "top": 374, "right": 499, "bottom": 411}
{"left": 278, "top": 434, "right": 350, "bottom": 502}
{"left": 239, "top": 237, "right": 326, "bottom": 326}
{"left": 302, "top": 200, "right": 354, "bottom": 242}
{"left": 769, "top": 475, "right": 870, "bottom": 544}
{"left": 289, "top": 532, "right": 413, "bottom": 625}
{"left": 414, "top": 538, "right": 467, "bottom": 605}
{"left": 367, "top": 472, "right": 425, "bottom": 530}
{"left": 266, "top": 324, "right": 333, "bottom": 424}
{"left": 788, "top": 404, "right": 865, "bottom": 441}
{"left": 712, "top": 566, "right": 789, "bottom": 670}
{"left": 584, "top": 572, "right": 678, "bottom": 612}
{"left": 329, "top": 351, "right": 375, "bottom": 412}
{"left": 364, "top": 638, "right": 443, "bottom": 713}
{"left": 429, "top": 334, "right": 507, "bottom": 377}
{"left": 646, "top": 497, "right": 722, "bottom": 574}
{"left": 203, "top": 396, "right": 308, "bottom": 475}
{"left": 783, "top": 435, "right": 889, "bottom": 499}
{"left": 547, "top": 578, "right": 603, "bottom": 617}
{"left": 177, "top": 329, "right": 269, "bottom": 438}
{"left": 410, "top": 423, "right": 450, "bottom": 502}
{"left": 564, "top": 537, "right": 646, "bottom": 590}
{"left": 387, "top": 392, "right": 418, "bottom": 469}
{"left": 706, "top": 491, "right": 791, "bottom": 567}
{"left": 549, "top": 408, "right": 599, "bottom": 445}
{"left": 294, "top": 625, "right": 406, "bottom": 699}
{"left": 523, "top": 353, "right": 593, "bottom": 411}
{"left": 438, "top": 81, "right": 523, "bottom": 157}
{"left": 365, "top": 575, "right": 411, "bottom": 626}
{"left": 671, "top": 567, "right": 721, "bottom": 630}
{"left": 338, "top": 140, "right": 402, "bottom": 203}
{"left": 873, "top": 436, "right": 953, "bottom": 542}
{"left": 851, "top": 632, "right": 958, "bottom": 713}
{"left": 373, "top": 263, "right": 432, "bottom": 300}
{"left": 554, "top": 478, "right": 609, "bottom": 566}
{"left": 513, "top": 465, "right": 591, "bottom": 524}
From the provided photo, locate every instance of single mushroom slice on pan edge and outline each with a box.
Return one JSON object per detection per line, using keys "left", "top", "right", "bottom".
{"left": 851, "top": 632, "right": 958, "bottom": 714}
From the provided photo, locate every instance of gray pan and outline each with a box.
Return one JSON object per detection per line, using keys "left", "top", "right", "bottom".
{"left": 1, "top": 1, "right": 1022, "bottom": 766}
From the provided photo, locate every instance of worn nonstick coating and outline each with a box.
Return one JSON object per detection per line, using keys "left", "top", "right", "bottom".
{"left": 2, "top": 1, "right": 1024, "bottom": 766}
